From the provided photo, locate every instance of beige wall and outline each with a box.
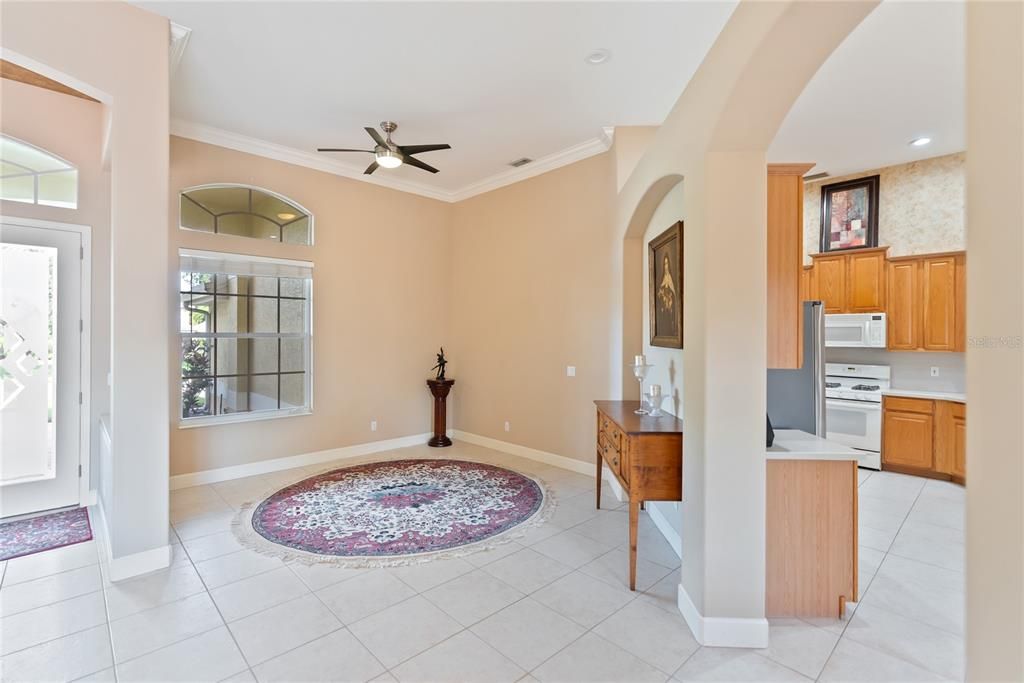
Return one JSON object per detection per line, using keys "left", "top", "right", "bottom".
{"left": 965, "top": 1, "right": 1024, "bottom": 678}
{"left": 0, "top": 79, "right": 111, "bottom": 491}
{"left": 803, "top": 152, "right": 965, "bottom": 261}
{"left": 168, "top": 137, "right": 453, "bottom": 476}
{"left": 449, "top": 152, "right": 618, "bottom": 464}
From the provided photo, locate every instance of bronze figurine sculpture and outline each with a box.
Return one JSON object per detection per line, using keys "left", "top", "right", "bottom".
{"left": 431, "top": 347, "right": 448, "bottom": 381}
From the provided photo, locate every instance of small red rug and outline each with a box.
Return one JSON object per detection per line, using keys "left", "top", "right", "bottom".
{"left": 0, "top": 508, "right": 93, "bottom": 561}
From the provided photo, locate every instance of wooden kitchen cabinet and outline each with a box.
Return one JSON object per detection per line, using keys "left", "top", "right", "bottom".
{"left": 887, "top": 259, "right": 921, "bottom": 350}
{"left": 886, "top": 252, "right": 966, "bottom": 352}
{"left": 808, "top": 247, "right": 887, "bottom": 314}
{"left": 883, "top": 395, "right": 965, "bottom": 483}
{"left": 767, "top": 163, "right": 815, "bottom": 369}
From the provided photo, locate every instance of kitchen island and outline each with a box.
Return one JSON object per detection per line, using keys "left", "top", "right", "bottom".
{"left": 767, "top": 430, "right": 861, "bottom": 618}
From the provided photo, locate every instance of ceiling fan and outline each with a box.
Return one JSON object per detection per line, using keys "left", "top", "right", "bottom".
{"left": 317, "top": 121, "right": 451, "bottom": 175}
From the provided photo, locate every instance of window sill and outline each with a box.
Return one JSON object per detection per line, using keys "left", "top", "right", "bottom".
{"left": 179, "top": 408, "right": 312, "bottom": 429}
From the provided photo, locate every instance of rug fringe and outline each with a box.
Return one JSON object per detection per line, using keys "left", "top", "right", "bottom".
{"left": 230, "top": 459, "right": 558, "bottom": 569}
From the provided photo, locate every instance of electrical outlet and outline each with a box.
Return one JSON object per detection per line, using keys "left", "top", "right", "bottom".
{"left": 566, "top": 366, "right": 576, "bottom": 377}
{"left": 930, "top": 366, "right": 940, "bottom": 377}
{"left": 504, "top": 421, "right": 511, "bottom": 432}
{"left": 371, "top": 420, "right": 377, "bottom": 432}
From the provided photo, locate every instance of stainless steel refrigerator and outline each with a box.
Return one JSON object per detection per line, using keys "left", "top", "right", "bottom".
{"left": 767, "top": 301, "right": 826, "bottom": 435}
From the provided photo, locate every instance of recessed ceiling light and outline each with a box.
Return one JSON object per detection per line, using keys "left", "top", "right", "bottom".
{"left": 277, "top": 212, "right": 297, "bottom": 220}
{"left": 910, "top": 137, "right": 932, "bottom": 147}
{"left": 585, "top": 49, "right": 611, "bottom": 65}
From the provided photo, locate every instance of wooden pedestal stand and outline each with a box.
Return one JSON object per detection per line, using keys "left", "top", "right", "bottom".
{"left": 427, "top": 379, "right": 455, "bottom": 447}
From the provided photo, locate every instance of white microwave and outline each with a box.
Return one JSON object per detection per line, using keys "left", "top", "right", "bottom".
{"left": 824, "top": 313, "right": 887, "bottom": 348}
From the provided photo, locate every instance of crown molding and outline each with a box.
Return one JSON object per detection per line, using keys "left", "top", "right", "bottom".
{"left": 169, "top": 23, "right": 192, "bottom": 77}
{"left": 447, "top": 126, "right": 615, "bottom": 202}
{"left": 169, "top": 119, "right": 615, "bottom": 204}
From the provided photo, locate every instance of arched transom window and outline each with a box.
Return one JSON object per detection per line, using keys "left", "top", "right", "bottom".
{"left": 0, "top": 135, "right": 78, "bottom": 209}
{"left": 180, "top": 185, "right": 313, "bottom": 246}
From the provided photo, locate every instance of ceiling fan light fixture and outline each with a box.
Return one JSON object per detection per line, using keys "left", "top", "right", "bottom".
{"left": 376, "top": 147, "right": 403, "bottom": 169}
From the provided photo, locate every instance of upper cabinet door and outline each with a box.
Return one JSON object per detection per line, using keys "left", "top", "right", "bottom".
{"left": 955, "top": 254, "right": 967, "bottom": 351}
{"left": 813, "top": 255, "right": 847, "bottom": 314}
{"left": 766, "top": 164, "right": 813, "bottom": 370}
{"left": 922, "top": 256, "right": 958, "bottom": 350}
{"left": 847, "top": 250, "right": 887, "bottom": 312}
{"left": 887, "top": 260, "right": 920, "bottom": 350}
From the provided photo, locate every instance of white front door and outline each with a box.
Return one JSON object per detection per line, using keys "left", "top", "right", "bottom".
{"left": 1, "top": 221, "right": 84, "bottom": 518}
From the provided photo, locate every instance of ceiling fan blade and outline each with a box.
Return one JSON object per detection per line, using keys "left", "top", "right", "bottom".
{"left": 364, "top": 127, "right": 387, "bottom": 147}
{"left": 402, "top": 155, "right": 440, "bottom": 174}
{"left": 317, "top": 148, "right": 373, "bottom": 153}
{"left": 364, "top": 161, "right": 379, "bottom": 175}
{"left": 399, "top": 143, "right": 451, "bottom": 155}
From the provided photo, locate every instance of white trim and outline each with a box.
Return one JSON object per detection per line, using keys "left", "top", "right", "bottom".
{"left": 179, "top": 408, "right": 312, "bottom": 430}
{"left": 169, "top": 431, "right": 437, "bottom": 489}
{"left": 0, "top": 216, "right": 92, "bottom": 511}
{"left": 677, "top": 583, "right": 770, "bottom": 648}
{"left": 171, "top": 120, "right": 453, "bottom": 203}
{"left": 179, "top": 247, "right": 314, "bottom": 271}
{"left": 448, "top": 127, "right": 615, "bottom": 202}
{"left": 170, "top": 120, "right": 615, "bottom": 204}
{"left": 0, "top": 48, "right": 110, "bottom": 104}
{"left": 602, "top": 466, "right": 682, "bottom": 557}
{"left": 169, "top": 23, "right": 192, "bottom": 77}
{"left": 108, "top": 545, "right": 172, "bottom": 582}
{"left": 450, "top": 430, "right": 592, "bottom": 475}
{"left": 91, "top": 498, "right": 170, "bottom": 582}
{"left": 646, "top": 502, "right": 683, "bottom": 559}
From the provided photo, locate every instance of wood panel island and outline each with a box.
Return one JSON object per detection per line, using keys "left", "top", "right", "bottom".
{"left": 767, "top": 430, "right": 861, "bottom": 618}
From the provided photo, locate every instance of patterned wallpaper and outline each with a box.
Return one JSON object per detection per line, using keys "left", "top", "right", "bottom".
{"left": 803, "top": 152, "right": 965, "bottom": 263}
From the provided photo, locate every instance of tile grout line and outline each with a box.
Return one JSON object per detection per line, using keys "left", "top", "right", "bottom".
{"left": 813, "top": 474, "right": 933, "bottom": 681}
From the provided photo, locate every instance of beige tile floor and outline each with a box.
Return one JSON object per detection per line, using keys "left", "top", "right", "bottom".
{"left": 0, "top": 442, "right": 965, "bottom": 682}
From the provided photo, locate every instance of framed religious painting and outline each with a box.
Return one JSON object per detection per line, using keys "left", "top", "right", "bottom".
{"left": 649, "top": 221, "right": 683, "bottom": 348}
{"left": 819, "top": 175, "right": 880, "bottom": 252}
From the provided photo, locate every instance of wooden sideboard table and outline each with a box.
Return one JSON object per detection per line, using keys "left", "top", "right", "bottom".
{"left": 594, "top": 400, "right": 684, "bottom": 590}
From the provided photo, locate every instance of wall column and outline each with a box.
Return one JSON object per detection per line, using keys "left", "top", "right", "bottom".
{"left": 677, "top": 151, "right": 768, "bottom": 646}
{"left": 965, "top": 1, "right": 1024, "bottom": 678}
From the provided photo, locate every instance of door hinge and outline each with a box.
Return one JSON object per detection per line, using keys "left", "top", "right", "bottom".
{"left": 78, "top": 464, "right": 83, "bottom": 477}
{"left": 80, "top": 246, "right": 84, "bottom": 259}
{"left": 80, "top": 319, "right": 84, "bottom": 333}
{"left": 79, "top": 391, "right": 83, "bottom": 404}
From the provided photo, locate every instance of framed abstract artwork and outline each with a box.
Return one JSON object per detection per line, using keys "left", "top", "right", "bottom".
{"left": 820, "top": 175, "right": 880, "bottom": 252}
{"left": 649, "top": 221, "right": 683, "bottom": 349}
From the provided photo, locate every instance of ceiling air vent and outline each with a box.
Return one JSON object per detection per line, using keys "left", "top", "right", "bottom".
{"left": 804, "top": 171, "right": 829, "bottom": 181}
{"left": 508, "top": 157, "right": 533, "bottom": 168}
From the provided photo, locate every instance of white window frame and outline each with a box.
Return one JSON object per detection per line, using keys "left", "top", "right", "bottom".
{"left": 178, "top": 183, "right": 315, "bottom": 246}
{"left": 0, "top": 134, "right": 79, "bottom": 209}
{"left": 177, "top": 249, "right": 314, "bottom": 429}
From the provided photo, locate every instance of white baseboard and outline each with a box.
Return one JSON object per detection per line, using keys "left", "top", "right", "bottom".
{"left": 108, "top": 544, "right": 172, "bottom": 582}
{"left": 92, "top": 498, "right": 172, "bottom": 582}
{"left": 451, "top": 430, "right": 592, "bottom": 476}
{"left": 602, "top": 466, "right": 682, "bottom": 558}
{"left": 169, "top": 432, "right": 437, "bottom": 490}
{"left": 646, "top": 503, "right": 683, "bottom": 559}
{"left": 677, "top": 583, "right": 770, "bottom": 648}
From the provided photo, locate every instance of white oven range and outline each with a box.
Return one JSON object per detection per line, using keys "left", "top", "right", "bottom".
{"left": 824, "top": 363, "right": 890, "bottom": 470}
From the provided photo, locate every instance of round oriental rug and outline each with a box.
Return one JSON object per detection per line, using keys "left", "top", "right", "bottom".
{"left": 233, "top": 459, "right": 552, "bottom": 567}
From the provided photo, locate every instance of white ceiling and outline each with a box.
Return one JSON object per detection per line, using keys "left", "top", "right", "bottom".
{"left": 137, "top": 1, "right": 738, "bottom": 199}
{"left": 769, "top": 0, "right": 965, "bottom": 178}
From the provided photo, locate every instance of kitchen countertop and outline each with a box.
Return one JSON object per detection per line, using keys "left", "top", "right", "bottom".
{"left": 882, "top": 388, "right": 966, "bottom": 403}
{"left": 767, "top": 429, "right": 863, "bottom": 462}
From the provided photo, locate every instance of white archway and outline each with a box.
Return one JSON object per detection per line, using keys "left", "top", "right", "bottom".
{"left": 615, "top": 1, "right": 879, "bottom": 646}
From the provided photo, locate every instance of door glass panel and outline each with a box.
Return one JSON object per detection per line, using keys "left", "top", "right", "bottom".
{"left": 1, "top": 243, "right": 58, "bottom": 485}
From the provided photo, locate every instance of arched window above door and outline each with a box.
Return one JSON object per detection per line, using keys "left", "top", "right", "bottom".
{"left": 180, "top": 185, "right": 313, "bottom": 246}
{"left": 0, "top": 135, "right": 78, "bottom": 209}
